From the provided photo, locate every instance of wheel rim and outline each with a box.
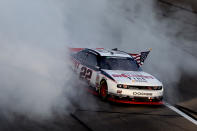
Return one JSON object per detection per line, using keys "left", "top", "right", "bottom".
{"left": 101, "top": 84, "right": 107, "bottom": 97}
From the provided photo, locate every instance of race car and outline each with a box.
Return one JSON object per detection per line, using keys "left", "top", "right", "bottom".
{"left": 70, "top": 48, "right": 163, "bottom": 105}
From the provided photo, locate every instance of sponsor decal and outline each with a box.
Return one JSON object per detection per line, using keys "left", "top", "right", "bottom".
{"left": 112, "top": 74, "right": 154, "bottom": 79}
{"left": 132, "top": 77, "right": 147, "bottom": 82}
{"left": 96, "top": 75, "right": 99, "bottom": 82}
{"left": 133, "top": 92, "right": 152, "bottom": 96}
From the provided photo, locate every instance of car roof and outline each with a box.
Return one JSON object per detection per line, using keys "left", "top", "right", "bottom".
{"left": 87, "top": 48, "right": 132, "bottom": 57}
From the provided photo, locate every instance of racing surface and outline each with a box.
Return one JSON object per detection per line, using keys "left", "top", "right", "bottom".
{"left": 0, "top": 77, "right": 197, "bottom": 131}
{"left": 1, "top": 0, "right": 197, "bottom": 131}
{"left": 0, "top": 85, "right": 197, "bottom": 131}
{"left": 69, "top": 84, "right": 197, "bottom": 131}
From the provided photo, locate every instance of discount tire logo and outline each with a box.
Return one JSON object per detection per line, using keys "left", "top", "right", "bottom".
{"left": 133, "top": 92, "right": 152, "bottom": 96}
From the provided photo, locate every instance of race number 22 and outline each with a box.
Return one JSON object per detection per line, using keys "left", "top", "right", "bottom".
{"left": 80, "top": 67, "right": 93, "bottom": 82}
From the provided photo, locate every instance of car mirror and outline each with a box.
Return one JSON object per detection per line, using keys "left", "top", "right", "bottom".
{"left": 95, "top": 65, "right": 100, "bottom": 70}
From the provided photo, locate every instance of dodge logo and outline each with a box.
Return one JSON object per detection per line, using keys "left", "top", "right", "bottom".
{"left": 133, "top": 92, "right": 152, "bottom": 96}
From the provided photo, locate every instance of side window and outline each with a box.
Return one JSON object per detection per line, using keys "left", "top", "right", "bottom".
{"left": 84, "top": 52, "right": 98, "bottom": 67}
{"left": 75, "top": 51, "right": 87, "bottom": 62}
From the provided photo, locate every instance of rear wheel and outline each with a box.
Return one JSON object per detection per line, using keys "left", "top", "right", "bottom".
{"left": 100, "top": 81, "right": 108, "bottom": 100}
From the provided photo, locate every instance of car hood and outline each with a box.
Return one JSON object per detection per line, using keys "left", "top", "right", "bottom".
{"left": 102, "top": 69, "right": 163, "bottom": 86}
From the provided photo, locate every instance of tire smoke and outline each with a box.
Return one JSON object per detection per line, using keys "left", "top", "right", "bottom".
{"left": 0, "top": 0, "right": 70, "bottom": 118}
{"left": 0, "top": 0, "right": 197, "bottom": 119}
{"left": 63, "top": 0, "right": 197, "bottom": 103}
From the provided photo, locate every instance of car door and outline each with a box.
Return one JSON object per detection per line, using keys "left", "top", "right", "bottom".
{"left": 72, "top": 50, "right": 99, "bottom": 89}
{"left": 80, "top": 51, "right": 99, "bottom": 88}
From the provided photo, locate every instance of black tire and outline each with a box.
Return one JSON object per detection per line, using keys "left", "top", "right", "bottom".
{"left": 99, "top": 80, "right": 108, "bottom": 101}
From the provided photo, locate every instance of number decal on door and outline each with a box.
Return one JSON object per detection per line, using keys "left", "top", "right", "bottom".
{"left": 85, "top": 69, "right": 92, "bottom": 80}
{"left": 80, "top": 67, "right": 93, "bottom": 82}
{"left": 80, "top": 67, "right": 87, "bottom": 79}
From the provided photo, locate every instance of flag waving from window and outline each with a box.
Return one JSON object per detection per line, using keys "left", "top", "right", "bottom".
{"left": 130, "top": 49, "right": 152, "bottom": 66}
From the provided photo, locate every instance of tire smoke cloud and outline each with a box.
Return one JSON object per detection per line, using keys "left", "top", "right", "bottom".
{"left": 0, "top": 0, "right": 71, "bottom": 118}
{"left": 0, "top": 0, "right": 197, "bottom": 119}
{"left": 63, "top": 0, "right": 197, "bottom": 103}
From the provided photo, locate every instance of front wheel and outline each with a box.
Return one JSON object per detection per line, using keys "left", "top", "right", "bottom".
{"left": 100, "top": 81, "right": 108, "bottom": 100}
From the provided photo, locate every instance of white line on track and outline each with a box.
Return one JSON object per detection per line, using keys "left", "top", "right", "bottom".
{"left": 164, "top": 102, "right": 197, "bottom": 126}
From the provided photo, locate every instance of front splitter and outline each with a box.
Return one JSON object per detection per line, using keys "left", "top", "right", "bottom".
{"left": 107, "top": 97, "right": 163, "bottom": 105}
{"left": 86, "top": 87, "right": 163, "bottom": 105}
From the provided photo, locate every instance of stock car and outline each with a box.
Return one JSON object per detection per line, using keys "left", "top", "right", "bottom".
{"left": 70, "top": 48, "right": 163, "bottom": 105}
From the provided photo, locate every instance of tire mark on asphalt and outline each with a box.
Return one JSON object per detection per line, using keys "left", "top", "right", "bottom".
{"left": 158, "top": 0, "right": 197, "bottom": 14}
{"left": 175, "top": 105, "right": 197, "bottom": 120}
{"left": 75, "top": 109, "right": 180, "bottom": 117}
{"left": 70, "top": 113, "right": 93, "bottom": 131}
{"left": 165, "top": 102, "right": 197, "bottom": 126}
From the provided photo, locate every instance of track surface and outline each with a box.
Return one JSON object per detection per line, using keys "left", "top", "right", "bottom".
{"left": 70, "top": 92, "right": 197, "bottom": 131}
{"left": 0, "top": 88, "right": 197, "bottom": 131}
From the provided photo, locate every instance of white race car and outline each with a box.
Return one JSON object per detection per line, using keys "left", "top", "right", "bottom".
{"left": 70, "top": 48, "right": 163, "bottom": 105}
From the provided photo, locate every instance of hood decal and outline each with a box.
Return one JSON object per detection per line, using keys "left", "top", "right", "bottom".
{"left": 112, "top": 73, "right": 154, "bottom": 79}
{"left": 102, "top": 70, "right": 162, "bottom": 86}
{"left": 112, "top": 74, "right": 148, "bottom": 83}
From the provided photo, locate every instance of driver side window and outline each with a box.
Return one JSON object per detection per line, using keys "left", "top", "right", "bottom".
{"left": 84, "top": 52, "right": 98, "bottom": 67}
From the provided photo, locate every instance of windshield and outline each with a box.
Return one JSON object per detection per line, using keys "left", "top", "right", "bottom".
{"left": 99, "top": 56, "right": 141, "bottom": 71}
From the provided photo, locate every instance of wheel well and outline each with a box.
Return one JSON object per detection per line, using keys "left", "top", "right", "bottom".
{"left": 99, "top": 79, "right": 108, "bottom": 98}
{"left": 100, "top": 79, "right": 107, "bottom": 86}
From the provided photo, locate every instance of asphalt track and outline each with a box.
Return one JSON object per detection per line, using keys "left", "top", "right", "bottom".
{"left": 0, "top": 82, "right": 197, "bottom": 131}
{"left": 1, "top": 1, "right": 197, "bottom": 131}
{"left": 69, "top": 89, "right": 197, "bottom": 131}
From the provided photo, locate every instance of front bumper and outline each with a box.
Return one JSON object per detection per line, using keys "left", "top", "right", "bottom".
{"left": 107, "top": 95, "right": 163, "bottom": 105}
{"left": 86, "top": 87, "right": 163, "bottom": 105}
{"left": 109, "top": 87, "right": 163, "bottom": 99}
{"left": 108, "top": 88, "right": 163, "bottom": 105}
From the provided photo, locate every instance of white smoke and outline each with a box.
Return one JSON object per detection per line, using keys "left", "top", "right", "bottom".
{"left": 0, "top": 0, "right": 70, "bottom": 118}
{"left": 63, "top": 0, "right": 197, "bottom": 103}
{"left": 0, "top": 0, "right": 197, "bottom": 119}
